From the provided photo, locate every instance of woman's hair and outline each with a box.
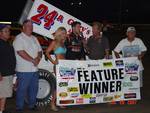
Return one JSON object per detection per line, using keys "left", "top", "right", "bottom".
{"left": 53, "top": 27, "right": 67, "bottom": 47}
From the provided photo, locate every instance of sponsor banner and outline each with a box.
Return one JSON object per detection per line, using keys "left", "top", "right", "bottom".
{"left": 56, "top": 57, "right": 141, "bottom": 106}
{"left": 27, "top": 0, "right": 92, "bottom": 39}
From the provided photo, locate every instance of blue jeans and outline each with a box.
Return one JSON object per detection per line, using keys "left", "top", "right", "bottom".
{"left": 16, "top": 72, "right": 39, "bottom": 110}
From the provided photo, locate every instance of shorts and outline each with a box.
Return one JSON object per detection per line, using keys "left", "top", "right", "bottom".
{"left": 0, "top": 75, "right": 13, "bottom": 98}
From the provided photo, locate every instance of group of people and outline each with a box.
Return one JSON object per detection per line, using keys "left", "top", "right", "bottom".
{"left": 0, "top": 19, "right": 147, "bottom": 113}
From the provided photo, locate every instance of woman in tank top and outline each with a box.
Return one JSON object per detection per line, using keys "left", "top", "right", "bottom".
{"left": 46, "top": 27, "right": 67, "bottom": 111}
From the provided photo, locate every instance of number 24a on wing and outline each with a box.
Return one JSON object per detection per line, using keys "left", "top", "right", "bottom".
{"left": 31, "top": 4, "right": 64, "bottom": 30}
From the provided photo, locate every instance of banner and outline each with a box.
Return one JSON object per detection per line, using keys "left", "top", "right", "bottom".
{"left": 56, "top": 57, "right": 141, "bottom": 106}
{"left": 27, "top": 0, "right": 92, "bottom": 39}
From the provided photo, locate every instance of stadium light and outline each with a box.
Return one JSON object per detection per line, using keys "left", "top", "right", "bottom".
{"left": 0, "top": 22, "right": 12, "bottom": 24}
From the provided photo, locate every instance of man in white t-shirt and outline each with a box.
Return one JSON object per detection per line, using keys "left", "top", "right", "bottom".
{"left": 13, "top": 20, "right": 42, "bottom": 112}
{"left": 114, "top": 27, "right": 147, "bottom": 87}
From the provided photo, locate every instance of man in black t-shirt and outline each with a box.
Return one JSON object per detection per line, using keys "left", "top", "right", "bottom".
{"left": 86, "top": 21, "right": 110, "bottom": 60}
{"left": 0, "top": 24, "right": 16, "bottom": 113}
{"left": 65, "top": 21, "right": 85, "bottom": 60}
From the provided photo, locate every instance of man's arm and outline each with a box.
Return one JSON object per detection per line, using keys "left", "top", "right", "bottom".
{"left": 114, "top": 51, "right": 120, "bottom": 58}
{"left": 34, "top": 51, "right": 42, "bottom": 66}
{"left": 104, "top": 37, "right": 110, "bottom": 59}
{"left": 17, "top": 50, "right": 34, "bottom": 64}
{"left": 114, "top": 39, "right": 124, "bottom": 58}
{"left": 84, "top": 38, "right": 90, "bottom": 55}
{"left": 80, "top": 39, "right": 86, "bottom": 60}
{"left": 64, "top": 37, "right": 71, "bottom": 48}
{"left": 138, "top": 51, "right": 146, "bottom": 60}
{"left": 35, "top": 51, "right": 42, "bottom": 60}
{"left": 138, "top": 39, "right": 147, "bottom": 60}
{"left": 105, "top": 49, "right": 110, "bottom": 59}
{"left": 35, "top": 37, "right": 42, "bottom": 59}
{"left": 32, "top": 37, "right": 43, "bottom": 65}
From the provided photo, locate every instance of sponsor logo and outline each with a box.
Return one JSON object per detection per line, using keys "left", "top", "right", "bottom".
{"left": 114, "top": 95, "right": 121, "bottom": 99}
{"left": 89, "top": 97, "right": 96, "bottom": 103}
{"left": 59, "top": 92, "right": 68, "bottom": 98}
{"left": 130, "top": 76, "right": 138, "bottom": 81}
{"left": 125, "top": 63, "right": 139, "bottom": 74}
{"left": 76, "top": 98, "right": 83, "bottom": 104}
{"left": 124, "top": 93, "right": 136, "bottom": 99}
{"left": 122, "top": 82, "right": 133, "bottom": 87}
{"left": 88, "top": 64, "right": 99, "bottom": 67}
{"left": 96, "top": 94, "right": 107, "bottom": 97}
{"left": 115, "top": 60, "right": 124, "bottom": 67}
{"left": 59, "top": 67, "right": 76, "bottom": 79}
{"left": 67, "top": 87, "right": 78, "bottom": 92}
{"left": 59, "top": 100, "right": 74, "bottom": 104}
{"left": 71, "top": 93, "right": 79, "bottom": 98}
{"left": 81, "top": 94, "right": 92, "bottom": 98}
{"left": 103, "top": 96, "right": 113, "bottom": 102}
{"left": 59, "top": 82, "right": 68, "bottom": 87}
{"left": 128, "top": 88, "right": 139, "bottom": 90}
{"left": 103, "top": 62, "right": 113, "bottom": 67}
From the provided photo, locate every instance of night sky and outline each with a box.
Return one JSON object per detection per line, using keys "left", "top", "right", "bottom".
{"left": 0, "top": 0, "right": 150, "bottom": 24}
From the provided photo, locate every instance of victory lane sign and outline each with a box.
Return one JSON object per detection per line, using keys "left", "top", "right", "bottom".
{"left": 56, "top": 57, "right": 141, "bottom": 106}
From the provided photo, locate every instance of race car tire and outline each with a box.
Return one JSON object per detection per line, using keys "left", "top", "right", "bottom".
{"left": 36, "top": 69, "right": 56, "bottom": 106}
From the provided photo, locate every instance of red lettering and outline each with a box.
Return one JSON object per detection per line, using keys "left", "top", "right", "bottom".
{"left": 67, "top": 19, "right": 74, "bottom": 25}
{"left": 119, "top": 100, "right": 125, "bottom": 105}
{"left": 31, "top": 4, "right": 48, "bottom": 25}
{"left": 57, "top": 15, "right": 64, "bottom": 23}
{"left": 44, "top": 10, "right": 58, "bottom": 30}
{"left": 31, "top": 4, "right": 64, "bottom": 30}
{"left": 127, "top": 100, "right": 137, "bottom": 105}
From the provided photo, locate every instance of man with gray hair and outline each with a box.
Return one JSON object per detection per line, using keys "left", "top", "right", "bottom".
{"left": 114, "top": 26, "right": 147, "bottom": 88}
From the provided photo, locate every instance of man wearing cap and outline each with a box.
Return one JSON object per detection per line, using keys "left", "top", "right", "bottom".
{"left": 114, "top": 27, "right": 147, "bottom": 88}
{"left": 13, "top": 20, "right": 42, "bottom": 112}
{"left": 0, "top": 24, "right": 16, "bottom": 113}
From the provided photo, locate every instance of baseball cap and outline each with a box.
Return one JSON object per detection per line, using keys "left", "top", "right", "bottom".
{"left": 0, "top": 24, "right": 11, "bottom": 31}
{"left": 127, "top": 27, "right": 136, "bottom": 32}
